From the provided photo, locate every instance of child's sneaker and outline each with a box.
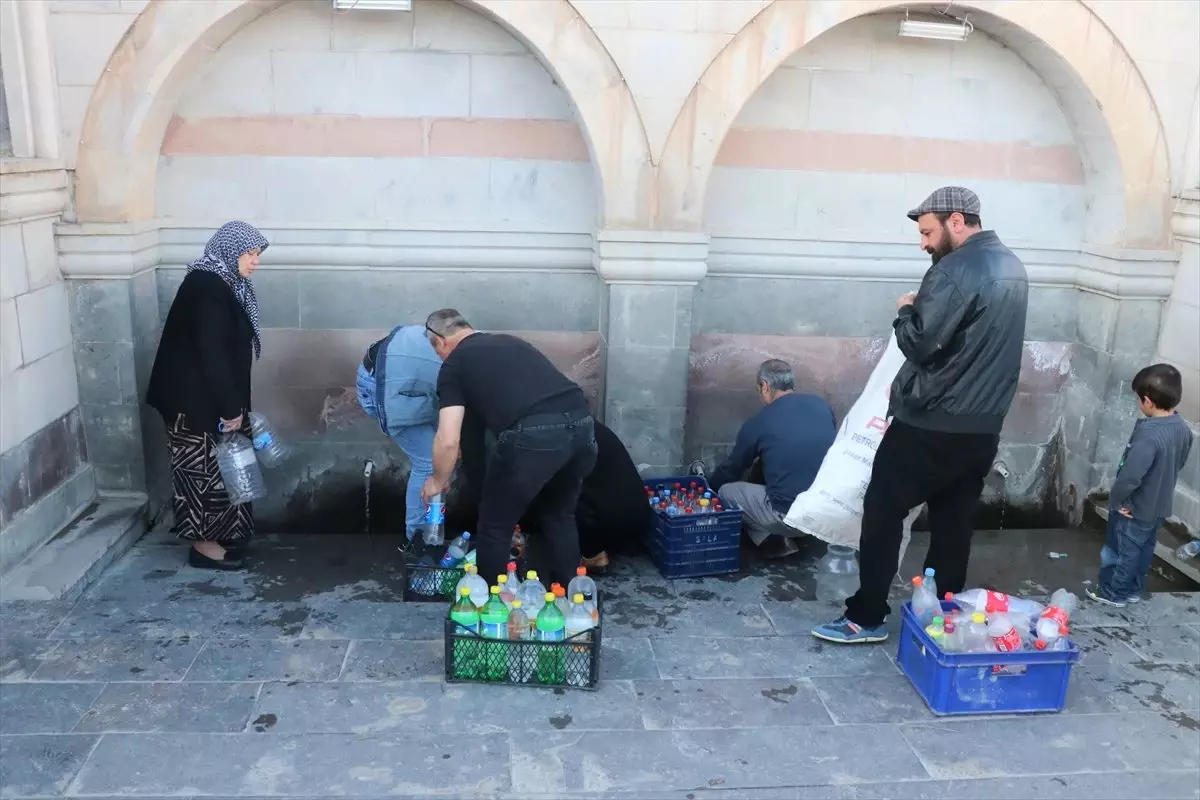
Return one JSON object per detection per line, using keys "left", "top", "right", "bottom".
{"left": 1085, "top": 585, "right": 1127, "bottom": 608}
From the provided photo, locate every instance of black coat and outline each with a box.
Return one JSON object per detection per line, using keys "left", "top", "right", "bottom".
{"left": 147, "top": 270, "right": 254, "bottom": 433}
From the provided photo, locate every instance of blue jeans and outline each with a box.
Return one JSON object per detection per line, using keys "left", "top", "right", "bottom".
{"left": 1098, "top": 512, "right": 1162, "bottom": 601}
{"left": 356, "top": 364, "right": 436, "bottom": 538}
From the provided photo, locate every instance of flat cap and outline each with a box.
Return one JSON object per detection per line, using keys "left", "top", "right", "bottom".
{"left": 906, "top": 186, "right": 981, "bottom": 221}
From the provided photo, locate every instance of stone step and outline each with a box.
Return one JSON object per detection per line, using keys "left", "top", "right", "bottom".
{"left": 1090, "top": 499, "right": 1200, "bottom": 586}
{"left": 0, "top": 492, "right": 148, "bottom": 603}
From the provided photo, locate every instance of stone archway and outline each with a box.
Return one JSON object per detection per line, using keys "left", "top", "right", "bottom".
{"left": 73, "top": 0, "right": 653, "bottom": 229}
{"left": 656, "top": 0, "right": 1172, "bottom": 248}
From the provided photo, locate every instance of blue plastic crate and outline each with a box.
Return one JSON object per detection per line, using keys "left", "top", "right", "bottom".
{"left": 643, "top": 476, "right": 742, "bottom": 579}
{"left": 896, "top": 600, "right": 1081, "bottom": 716}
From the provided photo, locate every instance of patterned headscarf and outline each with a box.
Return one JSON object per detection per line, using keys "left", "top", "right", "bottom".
{"left": 186, "top": 221, "right": 269, "bottom": 359}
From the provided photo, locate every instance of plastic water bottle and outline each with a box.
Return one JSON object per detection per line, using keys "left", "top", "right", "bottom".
{"left": 959, "top": 612, "right": 991, "bottom": 653}
{"left": 946, "top": 589, "right": 1044, "bottom": 623}
{"left": 507, "top": 600, "right": 534, "bottom": 682}
{"left": 521, "top": 571, "right": 546, "bottom": 619}
{"left": 497, "top": 575, "right": 515, "bottom": 608}
{"left": 568, "top": 566, "right": 599, "bottom": 622}
{"left": 424, "top": 494, "right": 446, "bottom": 546}
{"left": 552, "top": 584, "right": 569, "bottom": 615}
{"left": 480, "top": 586, "right": 510, "bottom": 682}
{"left": 454, "top": 564, "right": 489, "bottom": 609}
{"left": 922, "top": 567, "right": 938, "bottom": 601}
{"left": 506, "top": 561, "right": 522, "bottom": 592}
{"left": 215, "top": 433, "right": 267, "bottom": 505}
{"left": 439, "top": 531, "right": 470, "bottom": 568}
{"left": 941, "top": 620, "right": 961, "bottom": 652}
{"left": 816, "top": 545, "right": 859, "bottom": 602}
{"left": 1176, "top": 540, "right": 1200, "bottom": 561}
{"left": 248, "top": 412, "right": 289, "bottom": 468}
{"left": 565, "top": 593, "right": 595, "bottom": 687}
{"left": 924, "top": 615, "right": 946, "bottom": 645}
{"left": 1035, "top": 620, "right": 1067, "bottom": 650}
{"left": 449, "top": 587, "right": 481, "bottom": 680}
{"left": 910, "top": 576, "right": 940, "bottom": 627}
{"left": 987, "top": 612, "right": 1024, "bottom": 652}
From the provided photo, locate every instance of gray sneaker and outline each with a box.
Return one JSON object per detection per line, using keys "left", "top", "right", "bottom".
{"left": 811, "top": 616, "right": 889, "bottom": 644}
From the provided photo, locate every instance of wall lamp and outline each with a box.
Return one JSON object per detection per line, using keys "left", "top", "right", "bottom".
{"left": 332, "top": 0, "right": 413, "bottom": 10}
{"left": 898, "top": 13, "right": 973, "bottom": 41}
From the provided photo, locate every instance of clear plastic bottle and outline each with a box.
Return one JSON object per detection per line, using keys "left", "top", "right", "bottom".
{"left": 565, "top": 593, "right": 595, "bottom": 687}
{"left": 922, "top": 567, "right": 938, "bottom": 602}
{"left": 946, "top": 589, "right": 1044, "bottom": 623}
{"left": 215, "top": 433, "right": 267, "bottom": 505}
{"left": 959, "top": 611, "right": 991, "bottom": 653}
{"left": 497, "top": 574, "right": 515, "bottom": 608}
{"left": 248, "top": 412, "right": 289, "bottom": 468}
{"left": 521, "top": 571, "right": 546, "bottom": 620}
{"left": 552, "top": 584, "right": 569, "bottom": 615}
{"left": 924, "top": 615, "right": 946, "bottom": 645}
{"left": 816, "top": 545, "right": 859, "bottom": 602}
{"left": 534, "top": 592, "right": 566, "bottom": 684}
{"left": 568, "top": 566, "right": 599, "bottom": 623}
{"left": 910, "top": 576, "right": 940, "bottom": 627}
{"left": 987, "top": 612, "right": 1024, "bottom": 652}
{"left": 507, "top": 600, "right": 534, "bottom": 683}
{"left": 439, "top": 531, "right": 470, "bottom": 568}
{"left": 1038, "top": 589, "right": 1078, "bottom": 629}
{"left": 423, "top": 493, "right": 446, "bottom": 547}
{"left": 506, "top": 561, "right": 522, "bottom": 595}
{"left": 941, "top": 620, "right": 960, "bottom": 652}
{"left": 1176, "top": 540, "right": 1200, "bottom": 561}
{"left": 454, "top": 564, "right": 489, "bottom": 608}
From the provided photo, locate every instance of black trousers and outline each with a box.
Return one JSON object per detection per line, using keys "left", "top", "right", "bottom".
{"left": 477, "top": 411, "right": 598, "bottom": 588}
{"left": 845, "top": 419, "right": 999, "bottom": 628}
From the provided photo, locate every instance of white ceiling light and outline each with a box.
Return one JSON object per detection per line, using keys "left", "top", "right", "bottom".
{"left": 332, "top": 0, "right": 412, "bottom": 11}
{"left": 898, "top": 15, "right": 973, "bottom": 41}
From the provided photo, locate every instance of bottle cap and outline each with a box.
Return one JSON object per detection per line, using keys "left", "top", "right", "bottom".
{"left": 971, "top": 612, "right": 986, "bottom": 624}
{"left": 944, "top": 621, "right": 956, "bottom": 632}
{"left": 554, "top": 586, "right": 566, "bottom": 597}
{"left": 511, "top": 599, "right": 523, "bottom": 608}
{"left": 932, "top": 616, "right": 944, "bottom": 625}
{"left": 944, "top": 592, "right": 953, "bottom": 601}
{"left": 1034, "top": 640, "right": 1047, "bottom": 650}
{"left": 461, "top": 532, "right": 471, "bottom": 540}
{"left": 912, "top": 576, "right": 923, "bottom": 586}
{"left": 573, "top": 593, "right": 585, "bottom": 603}
{"left": 466, "top": 564, "right": 477, "bottom": 574}
{"left": 459, "top": 587, "right": 471, "bottom": 597}
{"left": 507, "top": 561, "right": 517, "bottom": 571}
{"left": 576, "top": 566, "right": 587, "bottom": 576}
{"left": 544, "top": 592, "right": 555, "bottom": 602}
{"left": 551, "top": 582, "right": 562, "bottom": 591}
{"left": 527, "top": 570, "right": 538, "bottom": 580}
{"left": 490, "top": 585, "right": 500, "bottom": 594}
{"left": 497, "top": 575, "right": 507, "bottom": 585}
{"left": 1060, "top": 625, "right": 1069, "bottom": 635}
{"left": 924, "top": 567, "right": 936, "bottom": 577}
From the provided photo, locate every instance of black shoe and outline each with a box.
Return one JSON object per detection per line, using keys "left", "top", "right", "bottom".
{"left": 397, "top": 537, "right": 415, "bottom": 555}
{"left": 220, "top": 541, "right": 249, "bottom": 558}
{"left": 188, "top": 548, "right": 245, "bottom": 571}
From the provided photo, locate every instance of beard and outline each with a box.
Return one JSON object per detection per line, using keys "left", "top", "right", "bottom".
{"left": 925, "top": 229, "right": 954, "bottom": 265}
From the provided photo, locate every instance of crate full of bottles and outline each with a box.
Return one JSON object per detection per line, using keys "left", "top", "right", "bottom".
{"left": 444, "top": 563, "right": 602, "bottom": 690}
{"left": 402, "top": 532, "right": 471, "bottom": 603}
{"left": 643, "top": 476, "right": 743, "bottom": 579}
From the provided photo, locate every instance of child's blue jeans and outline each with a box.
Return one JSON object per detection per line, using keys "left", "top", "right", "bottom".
{"left": 1098, "top": 511, "right": 1163, "bottom": 601}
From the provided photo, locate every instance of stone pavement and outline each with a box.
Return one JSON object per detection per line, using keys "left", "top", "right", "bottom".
{"left": 1, "top": 531, "right": 1198, "bottom": 799}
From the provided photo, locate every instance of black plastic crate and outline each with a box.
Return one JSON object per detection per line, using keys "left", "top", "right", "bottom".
{"left": 444, "top": 602, "right": 603, "bottom": 690}
{"left": 403, "top": 560, "right": 466, "bottom": 602}
{"left": 644, "top": 476, "right": 743, "bottom": 579}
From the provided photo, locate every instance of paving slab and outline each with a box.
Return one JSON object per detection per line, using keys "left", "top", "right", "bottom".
{"left": 0, "top": 601, "right": 73, "bottom": 638}
{"left": 299, "top": 601, "right": 446, "bottom": 640}
{"left": 48, "top": 600, "right": 229, "bottom": 639}
{"left": 601, "top": 599, "right": 776, "bottom": 638}
{"left": 597, "top": 637, "right": 659, "bottom": 681}
{"left": 0, "top": 733, "right": 97, "bottom": 798}
{"left": 183, "top": 639, "right": 349, "bottom": 682}
{"left": 68, "top": 732, "right": 511, "bottom": 797}
{"left": 0, "top": 636, "right": 59, "bottom": 682}
{"left": 1104, "top": 624, "right": 1200, "bottom": 663}
{"left": 213, "top": 602, "right": 312, "bottom": 639}
{"left": 509, "top": 726, "right": 930, "bottom": 795}
{"left": 339, "top": 640, "right": 443, "bottom": 682}
{"left": 0, "top": 683, "right": 102, "bottom": 733}
{"left": 30, "top": 637, "right": 203, "bottom": 682}
{"left": 634, "top": 677, "right": 833, "bottom": 729}
{"left": 650, "top": 636, "right": 899, "bottom": 679}
{"left": 75, "top": 682, "right": 261, "bottom": 733}
{"left": 1078, "top": 661, "right": 1200, "bottom": 729}
{"left": 440, "top": 679, "right": 643, "bottom": 733}
{"left": 248, "top": 681, "right": 444, "bottom": 735}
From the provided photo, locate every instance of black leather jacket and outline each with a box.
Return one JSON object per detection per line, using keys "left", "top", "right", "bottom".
{"left": 889, "top": 230, "right": 1028, "bottom": 434}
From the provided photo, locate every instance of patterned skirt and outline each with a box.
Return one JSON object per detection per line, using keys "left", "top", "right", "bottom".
{"left": 167, "top": 416, "right": 254, "bottom": 543}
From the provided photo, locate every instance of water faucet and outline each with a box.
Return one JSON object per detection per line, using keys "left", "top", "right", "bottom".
{"left": 363, "top": 459, "right": 374, "bottom": 479}
{"left": 992, "top": 461, "right": 1010, "bottom": 479}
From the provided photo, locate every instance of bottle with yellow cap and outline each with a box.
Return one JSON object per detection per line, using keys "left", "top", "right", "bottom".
{"left": 449, "top": 586, "right": 481, "bottom": 680}
{"left": 565, "top": 592, "right": 596, "bottom": 687}
{"left": 534, "top": 591, "right": 566, "bottom": 684}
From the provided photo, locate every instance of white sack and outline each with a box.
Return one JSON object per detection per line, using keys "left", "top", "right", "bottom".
{"left": 783, "top": 334, "right": 922, "bottom": 563}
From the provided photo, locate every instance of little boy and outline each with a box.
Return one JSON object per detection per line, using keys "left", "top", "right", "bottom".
{"left": 1088, "top": 364, "right": 1194, "bottom": 607}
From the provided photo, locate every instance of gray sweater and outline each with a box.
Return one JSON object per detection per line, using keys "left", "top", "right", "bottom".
{"left": 1109, "top": 413, "right": 1194, "bottom": 523}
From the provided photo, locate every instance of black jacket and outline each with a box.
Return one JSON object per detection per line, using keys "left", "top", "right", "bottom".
{"left": 889, "top": 230, "right": 1028, "bottom": 434}
{"left": 147, "top": 270, "right": 254, "bottom": 433}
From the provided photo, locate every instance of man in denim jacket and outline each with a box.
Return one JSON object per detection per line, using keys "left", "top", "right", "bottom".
{"left": 356, "top": 325, "right": 442, "bottom": 548}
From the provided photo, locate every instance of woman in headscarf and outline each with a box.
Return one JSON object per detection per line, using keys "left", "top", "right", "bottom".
{"left": 147, "top": 221, "right": 269, "bottom": 571}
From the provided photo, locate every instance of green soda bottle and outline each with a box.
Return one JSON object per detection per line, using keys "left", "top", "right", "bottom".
{"left": 480, "top": 584, "right": 510, "bottom": 682}
{"left": 449, "top": 587, "right": 481, "bottom": 680}
{"left": 534, "top": 591, "right": 566, "bottom": 684}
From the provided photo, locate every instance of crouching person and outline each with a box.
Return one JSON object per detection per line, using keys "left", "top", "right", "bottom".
{"left": 709, "top": 359, "right": 837, "bottom": 558}
{"left": 356, "top": 324, "right": 442, "bottom": 550}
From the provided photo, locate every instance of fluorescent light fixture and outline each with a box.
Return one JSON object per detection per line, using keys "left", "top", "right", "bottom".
{"left": 332, "top": 0, "right": 412, "bottom": 10}
{"left": 898, "top": 17, "right": 973, "bottom": 41}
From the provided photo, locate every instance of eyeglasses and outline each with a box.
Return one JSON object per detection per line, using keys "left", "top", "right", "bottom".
{"left": 425, "top": 323, "right": 443, "bottom": 341}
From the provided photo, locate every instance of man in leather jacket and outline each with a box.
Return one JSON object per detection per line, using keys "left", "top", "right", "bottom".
{"left": 814, "top": 186, "right": 1029, "bottom": 644}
